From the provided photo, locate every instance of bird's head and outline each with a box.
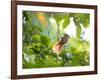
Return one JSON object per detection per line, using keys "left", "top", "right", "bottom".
{"left": 61, "top": 34, "right": 69, "bottom": 44}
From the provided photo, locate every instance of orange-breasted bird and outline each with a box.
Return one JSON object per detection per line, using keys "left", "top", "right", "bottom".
{"left": 52, "top": 34, "right": 69, "bottom": 55}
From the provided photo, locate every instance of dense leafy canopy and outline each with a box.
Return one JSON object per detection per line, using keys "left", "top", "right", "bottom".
{"left": 22, "top": 11, "right": 90, "bottom": 68}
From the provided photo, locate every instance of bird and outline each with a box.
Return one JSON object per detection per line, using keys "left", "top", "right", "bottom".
{"left": 52, "top": 34, "right": 69, "bottom": 55}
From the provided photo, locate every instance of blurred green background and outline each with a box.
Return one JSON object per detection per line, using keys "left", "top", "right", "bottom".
{"left": 22, "top": 11, "right": 90, "bottom": 68}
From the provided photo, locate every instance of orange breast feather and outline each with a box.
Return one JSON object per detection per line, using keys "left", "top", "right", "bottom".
{"left": 52, "top": 42, "right": 64, "bottom": 55}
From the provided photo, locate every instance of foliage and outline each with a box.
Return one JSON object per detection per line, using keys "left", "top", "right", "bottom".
{"left": 22, "top": 11, "right": 90, "bottom": 68}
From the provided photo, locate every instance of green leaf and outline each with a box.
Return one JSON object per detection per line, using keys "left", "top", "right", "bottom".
{"left": 53, "top": 13, "right": 64, "bottom": 23}
{"left": 40, "top": 35, "right": 51, "bottom": 47}
{"left": 80, "top": 14, "right": 90, "bottom": 28}
{"left": 62, "top": 15, "right": 70, "bottom": 29}
{"left": 27, "top": 49, "right": 33, "bottom": 54}
{"left": 32, "top": 34, "right": 41, "bottom": 42}
{"left": 73, "top": 16, "right": 82, "bottom": 38}
{"left": 76, "top": 25, "right": 82, "bottom": 38}
{"left": 34, "top": 26, "right": 43, "bottom": 32}
{"left": 53, "top": 13, "right": 70, "bottom": 28}
{"left": 43, "top": 55, "right": 60, "bottom": 67}
{"left": 68, "top": 54, "right": 82, "bottom": 66}
{"left": 74, "top": 14, "right": 90, "bottom": 28}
